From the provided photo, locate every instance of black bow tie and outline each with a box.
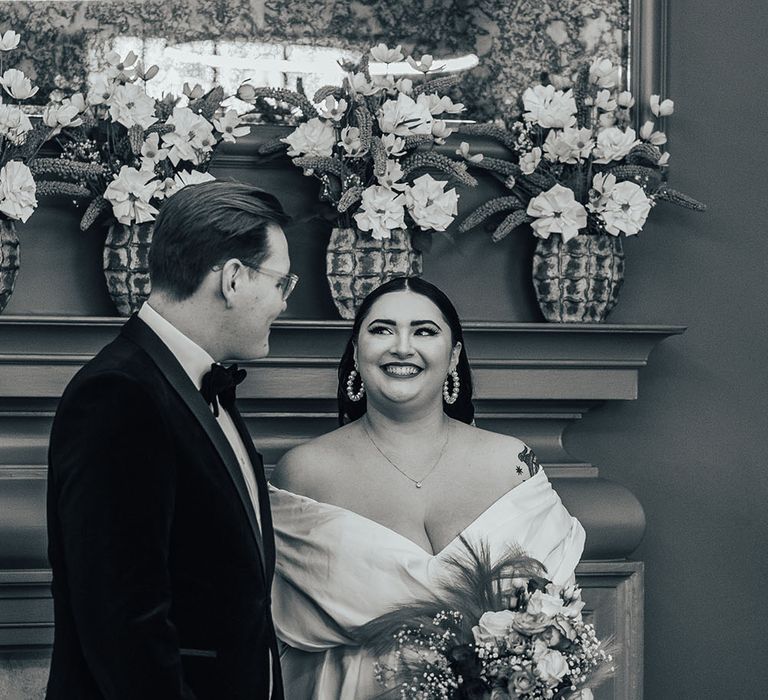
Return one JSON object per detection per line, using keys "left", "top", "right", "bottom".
{"left": 200, "top": 363, "right": 247, "bottom": 417}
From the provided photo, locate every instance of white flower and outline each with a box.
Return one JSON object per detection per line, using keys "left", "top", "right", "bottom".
{"left": 519, "top": 146, "right": 542, "bottom": 175}
{"left": 404, "top": 173, "right": 458, "bottom": 231}
{"left": 104, "top": 50, "right": 138, "bottom": 82}
{"left": 348, "top": 72, "right": 380, "bottom": 96}
{"left": 0, "top": 104, "right": 32, "bottom": 145}
{"left": 87, "top": 74, "right": 115, "bottom": 106}
{"left": 0, "top": 68, "right": 38, "bottom": 100}
{"left": 472, "top": 610, "right": 516, "bottom": 645}
{"left": 376, "top": 159, "right": 406, "bottom": 191}
{"left": 416, "top": 93, "right": 464, "bottom": 116}
{"left": 0, "top": 161, "right": 37, "bottom": 223}
{"left": 600, "top": 180, "right": 652, "bottom": 236}
{"left": 431, "top": 119, "right": 456, "bottom": 144}
{"left": 406, "top": 54, "right": 440, "bottom": 73}
{"left": 522, "top": 85, "right": 577, "bottom": 128}
{"left": 594, "top": 89, "right": 617, "bottom": 112}
{"left": 353, "top": 185, "right": 406, "bottom": 240}
{"left": 395, "top": 77, "right": 413, "bottom": 94}
{"left": 617, "top": 91, "right": 635, "bottom": 108}
{"left": 527, "top": 183, "right": 587, "bottom": 241}
{"left": 456, "top": 141, "right": 484, "bottom": 163}
{"left": 370, "top": 43, "right": 404, "bottom": 63}
{"left": 535, "top": 648, "right": 569, "bottom": 686}
{"left": 320, "top": 96, "right": 348, "bottom": 122}
{"left": 213, "top": 109, "right": 250, "bottom": 143}
{"left": 339, "top": 126, "right": 365, "bottom": 156}
{"left": 108, "top": 83, "right": 157, "bottom": 130}
{"left": 639, "top": 120, "right": 667, "bottom": 146}
{"left": 42, "top": 102, "right": 84, "bottom": 133}
{"left": 589, "top": 58, "right": 618, "bottom": 88}
{"left": 378, "top": 93, "right": 433, "bottom": 136}
{"left": 139, "top": 132, "right": 169, "bottom": 171}
{"left": 658, "top": 151, "right": 670, "bottom": 166}
{"left": 280, "top": 117, "right": 336, "bottom": 157}
{"left": 592, "top": 126, "right": 638, "bottom": 163}
{"left": 527, "top": 590, "right": 568, "bottom": 617}
{"left": 650, "top": 94, "right": 674, "bottom": 116}
{"left": 104, "top": 165, "right": 160, "bottom": 225}
{"left": 162, "top": 107, "right": 216, "bottom": 165}
{"left": 543, "top": 127, "right": 594, "bottom": 163}
{"left": 0, "top": 30, "right": 20, "bottom": 52}
{"left": 380, "top": 133, "right": 406, "bottom": 157}
{"left": 371, "top": 74, "right": 396, "bottom": 92}
{"left": 166, "top": 169, "right": 216, "bottom": 197}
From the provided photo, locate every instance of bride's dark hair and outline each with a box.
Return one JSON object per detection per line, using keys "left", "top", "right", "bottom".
{"left": 337, "top": 276, "right": 475, "bottom": 426}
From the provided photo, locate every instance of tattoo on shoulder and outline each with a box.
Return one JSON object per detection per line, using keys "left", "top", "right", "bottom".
{"left": 517, "top": 446, "right": 541, "bottom": 478}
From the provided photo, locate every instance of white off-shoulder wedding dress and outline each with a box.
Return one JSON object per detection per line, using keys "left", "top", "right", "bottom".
{"left": 269, "top": 469, "right": 585, "bottom": 700}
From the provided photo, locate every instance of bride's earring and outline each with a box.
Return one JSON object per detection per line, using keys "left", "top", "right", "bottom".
{"left": 346, "top": 368, "right": 365, "bottom": 402}
{"left": 443, "top": 369, "right": 460, "bottom": 405}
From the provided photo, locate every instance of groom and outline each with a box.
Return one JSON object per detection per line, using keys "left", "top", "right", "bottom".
{"left": 46, "top": 181, "right": 295, "bottom": 699}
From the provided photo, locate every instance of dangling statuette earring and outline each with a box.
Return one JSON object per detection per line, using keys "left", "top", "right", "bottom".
{"left": 346, "top": 367, "right": 365, "bottom": 402}
{"left": 443, "top": 368, "right": 460, "bottom": 405}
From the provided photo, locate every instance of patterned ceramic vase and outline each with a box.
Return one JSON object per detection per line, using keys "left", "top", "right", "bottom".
{"left": 531, "top": 233, "right": 625, "bottom": 322}
{"left": 325, "top": 226, "right": 423, "bottom": 319}
{"left": 102, "top": 221, "right": 153, "bottom": 316}
{"left": 0, "top": 219, "right": 19, "bottom": 314}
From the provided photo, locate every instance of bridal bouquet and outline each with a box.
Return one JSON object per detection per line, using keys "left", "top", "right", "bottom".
{"left": 359, "top": 540, "right": 611, "bottom": 700}
{"left": 30, "top": 50, "right": 251, "bottom": 230}
{"left": 245, "top": 43, "right": 477, "bottom": 249}
{"left": 457, "top": 57, "right": 705, "bottom": 242}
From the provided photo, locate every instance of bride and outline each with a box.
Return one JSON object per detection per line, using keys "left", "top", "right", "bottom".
{"left": 269, "top": 277, "right": 585, "bottom": 699}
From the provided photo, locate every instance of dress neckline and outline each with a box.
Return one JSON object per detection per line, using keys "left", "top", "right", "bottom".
{"left": 269, "top": 470, "right": 545, "bottom": 558}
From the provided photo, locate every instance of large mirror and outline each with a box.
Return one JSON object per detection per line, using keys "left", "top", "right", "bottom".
{"left": 3, "top": 0, "right": 665, "bottom": 126}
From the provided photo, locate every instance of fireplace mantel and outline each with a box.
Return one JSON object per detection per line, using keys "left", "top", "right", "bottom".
{"left": 0, "top": 316, "right": 681, "bottom": 699}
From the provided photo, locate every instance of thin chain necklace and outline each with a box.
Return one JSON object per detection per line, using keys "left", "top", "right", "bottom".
{"left": 362, "top": 416, "right": 451, "bottom": 489}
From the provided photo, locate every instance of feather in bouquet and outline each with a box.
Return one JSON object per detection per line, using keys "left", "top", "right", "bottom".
{"left": 29, "top": 50, "right": 252, "bottom": 230}
{"left": 357, "top": 538, "right": 612, "bottom": 700}
{"left": 456, "top": 57, "right": 705, "bottom": 243}
{"left": 241, "top": 43, "right": 477, "bottom": 251}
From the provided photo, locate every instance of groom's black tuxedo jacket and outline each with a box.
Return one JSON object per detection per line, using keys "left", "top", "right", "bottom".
{"left": 46, "top": 315, "right": 283, "bottom": 700}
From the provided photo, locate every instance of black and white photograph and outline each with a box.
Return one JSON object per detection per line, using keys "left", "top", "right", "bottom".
{"left": 0, "top": 0, "right": 764, "bottom": 698}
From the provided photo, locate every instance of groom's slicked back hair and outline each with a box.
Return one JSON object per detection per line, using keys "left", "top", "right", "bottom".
{"left": 149, "top": 180, "right": 290, "bottom": 300}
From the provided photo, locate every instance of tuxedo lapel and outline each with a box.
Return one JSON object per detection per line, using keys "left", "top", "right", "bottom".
{"left": 226, "top": 405, "right": 276, "bottom": 584}
{"left": 121, "top": 315, "right": 267, "bottom": 578}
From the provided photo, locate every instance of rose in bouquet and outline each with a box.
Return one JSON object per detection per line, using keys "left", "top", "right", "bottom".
{"left": 30, "top": 50, "right": 252, "bottom": 230}
{"left": 0, "top": 29, "right": 58, "bottom": 224}
{"left": 244, "top": 43, "right": 477, "bottom": 250}
{"left": 457, "top": 57, "right": 705, "bottom": 243}
{"left": 358, "top": 539, "right": 612, "bottom": 699}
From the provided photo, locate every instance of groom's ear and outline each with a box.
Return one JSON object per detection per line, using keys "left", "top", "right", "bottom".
{"left": 219, "top": 258, "right": 245, "bottom": 308}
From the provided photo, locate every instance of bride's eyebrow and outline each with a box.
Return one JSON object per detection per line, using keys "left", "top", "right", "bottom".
{"left": 366, "top": 319, "right": 441, "bottom": 327}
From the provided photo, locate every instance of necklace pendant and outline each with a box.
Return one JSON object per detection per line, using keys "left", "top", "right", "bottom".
{"left": 415, "top": 481, "right": 423, "bottom": 488}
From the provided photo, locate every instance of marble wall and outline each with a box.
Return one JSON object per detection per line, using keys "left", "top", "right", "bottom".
{"left": 1, "top": 0, "right": 628, "bottom": 124}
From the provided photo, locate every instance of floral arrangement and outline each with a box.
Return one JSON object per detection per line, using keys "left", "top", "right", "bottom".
{"left": 456, "top": 57, "right": 705, "bottom": 243}
{"left": 359, "top": 540, "right": 611, "bottom": 700}
{"left": 0, "top": 29, "right": 56, "bottom": 224}
{"left": 30, "top": 50, "right": 252, "bottom": 230}
{"left": 243, "top": 43, "right": 477, "bottom": 250}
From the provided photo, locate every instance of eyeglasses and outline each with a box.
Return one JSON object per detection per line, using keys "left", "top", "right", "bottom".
{"left": 244, "top": 264, "right": 299, "bottom": 300}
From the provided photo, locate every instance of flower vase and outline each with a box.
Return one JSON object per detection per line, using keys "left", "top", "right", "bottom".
{"left": 531, "top": 233, "right": 625, "bottom": 322}
{"left": 103, "top": 221, "right": 153, "bottom": 316}
{"left": 0, "top": 219, "right": 19, "bottom": 314}
{"left": 326, "top": 226, "right": 423, "bottom": 319}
